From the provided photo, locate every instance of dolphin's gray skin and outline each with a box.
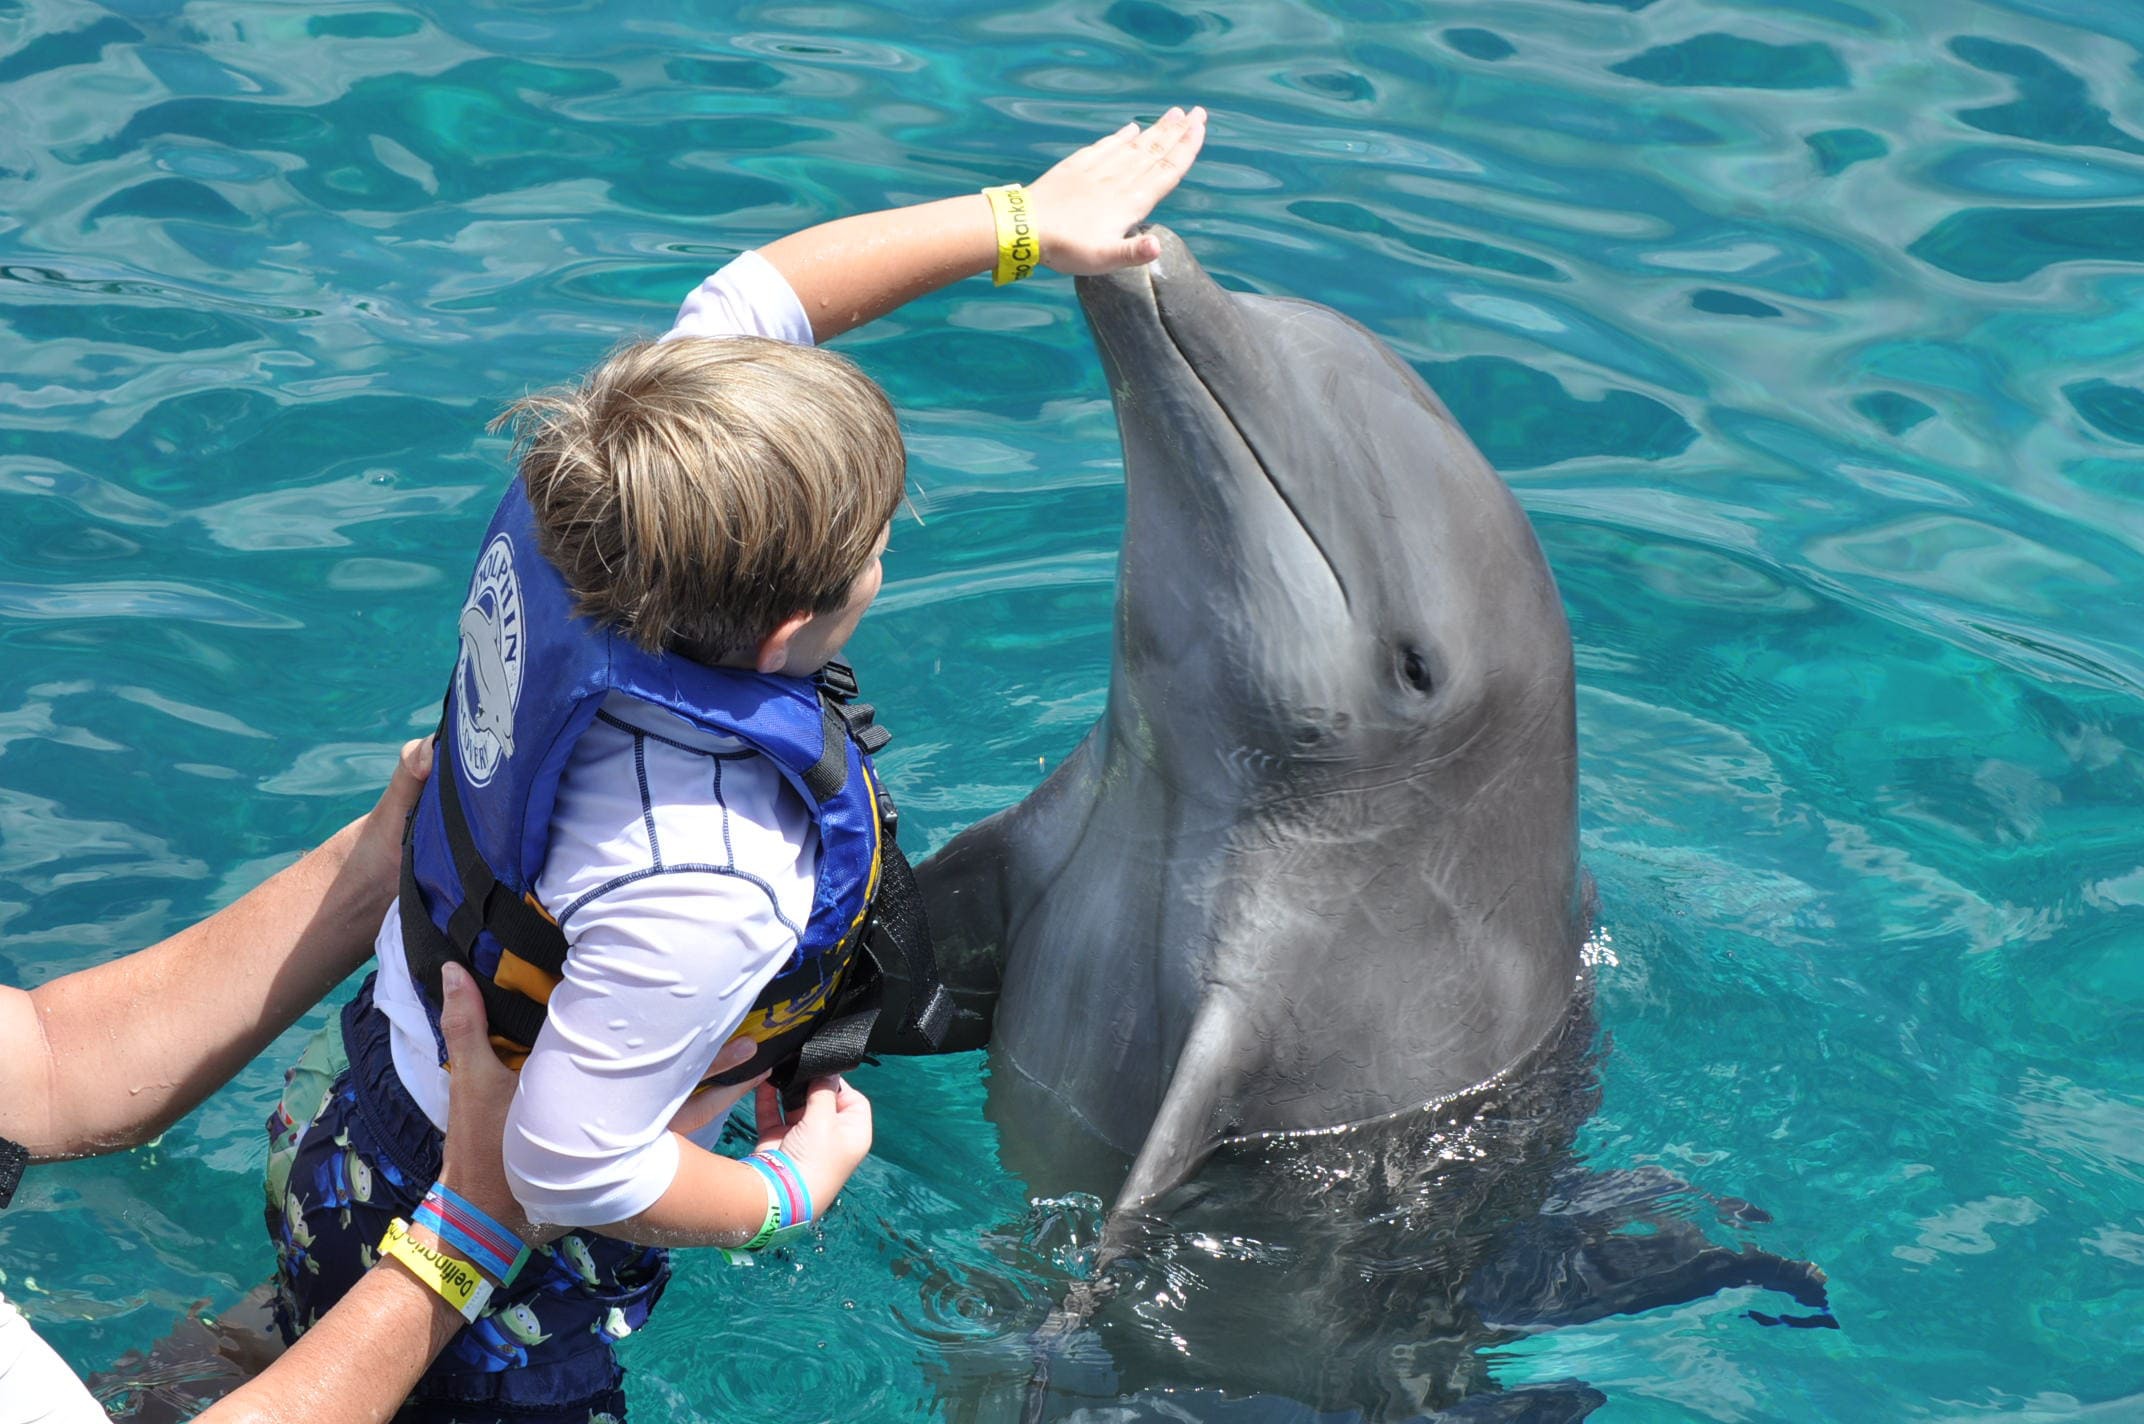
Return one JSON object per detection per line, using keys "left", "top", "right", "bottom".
{"left": 907, "top": 229, "right": 1828, "bottom": 1420}
{"left": 921, "top": 226, "right": 1587, "bottom": 1214}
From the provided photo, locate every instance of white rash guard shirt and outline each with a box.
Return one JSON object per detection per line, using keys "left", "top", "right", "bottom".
{"left": 372, "top": 250, "right": 829, "bottom": 1228}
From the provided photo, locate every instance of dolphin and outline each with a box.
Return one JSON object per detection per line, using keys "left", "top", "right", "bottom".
{"left": 905, "top": 228, "right": 1828, "bottom": 1418}
{"left": 921, "top": 224, "right": 1586, "bottom": 1206}
{"left": 457, "top": 601, "right": 516, "bottom": 758}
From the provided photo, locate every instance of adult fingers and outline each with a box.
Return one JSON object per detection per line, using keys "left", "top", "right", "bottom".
{"left": 381, "top": 737, "right": 434, "bottom": 818}
{"left": 438, "top": 960, "right": 493, "bottom": 1068}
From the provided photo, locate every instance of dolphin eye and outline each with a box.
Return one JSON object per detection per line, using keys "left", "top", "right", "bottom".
{"left": 1399, "top": 646, "right": 1435, "bottom": 695}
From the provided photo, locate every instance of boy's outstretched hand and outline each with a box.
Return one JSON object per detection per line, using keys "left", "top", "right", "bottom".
{"left": 1030, "top": 106, "right": 1208, "bottom": 276}
{"left": 755, "top": 1074, "right": 873, "bottom": 1217}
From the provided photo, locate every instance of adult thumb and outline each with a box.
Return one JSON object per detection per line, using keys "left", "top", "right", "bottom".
{"left": 438, "top": 961, "right": 490, "bottom": 1062}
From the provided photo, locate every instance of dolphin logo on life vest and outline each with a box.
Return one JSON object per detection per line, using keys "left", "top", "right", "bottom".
{"left": 455, "top": 533, "right": 524, "bottom": 787}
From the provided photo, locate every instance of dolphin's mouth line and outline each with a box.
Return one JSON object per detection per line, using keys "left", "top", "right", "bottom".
{"left": 1155, "top": 285, "right": 1355, "bottom": 613}
{"left": 1103, "top": 263, "right": 1353, "bottom": 613}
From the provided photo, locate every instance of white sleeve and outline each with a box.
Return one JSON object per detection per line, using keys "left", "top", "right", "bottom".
{"left": 503, "top": 700, "right": 817, "bottom": 1229}
{"left": 503, "top": 870, "right": 796, "bottom": 1228}
{"left": 661, "top": 248, "right": 814, "bottom": 346}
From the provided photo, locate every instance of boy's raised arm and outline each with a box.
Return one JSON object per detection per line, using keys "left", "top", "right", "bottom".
{"left": 758, "top": 106, "right": 1207, "bottom": 343}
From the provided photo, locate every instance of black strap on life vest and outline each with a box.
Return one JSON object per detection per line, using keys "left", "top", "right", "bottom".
{"left": 400, "top": 660, "right": 953, "bottom": 1094}
{"left": 709, "top": 660, "right": 955, "bottom": 1107}
{"left": 0, "top": 1134, "right": 25, "bottom": 1210}
{"left": 399, "top": 726, "right": 562, "bottom": 1053}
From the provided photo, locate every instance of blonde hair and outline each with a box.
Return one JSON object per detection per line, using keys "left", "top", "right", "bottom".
{"left": 495, "top": 336, "right": 905, "bottom": 663}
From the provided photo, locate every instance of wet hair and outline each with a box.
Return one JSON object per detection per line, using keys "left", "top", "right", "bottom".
{"left": 495, "top": 336, "right": 905, "bottom": 663}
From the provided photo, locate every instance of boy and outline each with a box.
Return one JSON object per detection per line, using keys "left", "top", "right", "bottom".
{"left": 269, "top": 108, "right": 1207, "bottom": 1422}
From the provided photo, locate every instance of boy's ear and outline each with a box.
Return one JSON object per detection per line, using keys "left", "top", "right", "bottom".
{"left": 753, "top": 611, "right": 816, "bottom": 675}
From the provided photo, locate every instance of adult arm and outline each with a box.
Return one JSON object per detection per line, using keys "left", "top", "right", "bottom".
{"left": 758, "top": 106, "right": 1207, "bottom": 341}
{"left": 0, "top": 741, "right": 430, "bottom": 1160}
{"left": 193, "top": 964, "right": 528, "bottom": 1424}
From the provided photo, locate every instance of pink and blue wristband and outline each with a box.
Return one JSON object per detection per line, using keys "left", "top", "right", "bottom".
{"left": 742, "top": 1148, "right": 814, "bottom": 1232}
{"left": 414, "top": 1183, "right": 530, "bottom": 1286}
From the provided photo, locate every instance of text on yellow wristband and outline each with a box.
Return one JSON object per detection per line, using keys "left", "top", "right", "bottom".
{"left": 380, "top": 1216, "right": 495, "bottom": 1320}
{"left": 983, "top": 185, "right": 1040, "bottom": 285}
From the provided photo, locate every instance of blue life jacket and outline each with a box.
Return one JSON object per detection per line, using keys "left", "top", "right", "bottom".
{"left": 398, "top": 481, "right": 949, "bottom": 1094}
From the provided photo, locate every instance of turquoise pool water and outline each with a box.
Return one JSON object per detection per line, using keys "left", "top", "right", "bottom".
{"left": 3, "top": 0, "right": 2142, "bottom": 1418}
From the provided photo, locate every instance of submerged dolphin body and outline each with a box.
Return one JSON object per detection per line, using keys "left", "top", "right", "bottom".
{"left": 911, "top": 230, "right": 1828, "bottom": 1418}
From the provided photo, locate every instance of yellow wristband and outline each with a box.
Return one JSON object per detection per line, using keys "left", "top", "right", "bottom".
{"left": 982, "top": 184, "right": 1040, "bottom": 285}
{"left": 380, "top": 1216, "right": 496, "bottom": 1323}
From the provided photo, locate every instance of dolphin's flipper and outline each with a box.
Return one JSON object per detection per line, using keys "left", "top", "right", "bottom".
{"left": 1018, "top": 993, "right": 1260, "bottom": 1421}
{"left": 1112, "top": 992, "right": 1252, "bottom": 1218}
{"left": 901, "top": 734, "right": 1106, "bottom": 1054}
{"left": 1464, "top": 1167, "right": 1834, "bottom": 1330}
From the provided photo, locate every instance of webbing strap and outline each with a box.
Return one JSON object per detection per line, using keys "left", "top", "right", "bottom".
{"left": 800, "top": 703, "right": 848, "bottom": 803}
{"left": 432, "top": 731, "right": 569, "bottom": 979}
{"left": 399, "top": 810, "right": 550, "bottom": 1051}
{"left": 765, "top": 838, "right": 954, "bottom": 1108}
{"left": 863, "top": 839, "right": 955, "bottom": 1050}
{"left": 780, "top": 1010, "right": 876, "bottom": 1104}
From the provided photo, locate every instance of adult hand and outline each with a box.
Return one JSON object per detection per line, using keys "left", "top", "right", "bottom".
{"left": 753, "top": 1075, "right": 872, "bottom": 1216}
{"left": 435, "top": 961, "right": 552, "bottom": 1244}
{"left": 345, "top": 737, "right": 433, "bottom": 916}
{"left": 1028, "top": 106, "right": 1208, "bottom": 275}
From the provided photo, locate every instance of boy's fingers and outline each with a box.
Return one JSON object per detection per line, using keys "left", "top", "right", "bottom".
{"left": 711, "top": 1035, "right": 757, "bottom": 1072}
{"left": 1142, "top": 107, "right": 1188, "bottom": 152}
{"left": 807, "top": 1075, "right": 841, "bottom": 1113}
{"left": 753, "top": 1081, "right": 782, "bottom": 1148}
{"left": 1096, "top": 120, "right": 1141, "bottom": 152}
{"left": 1107, "top": 233, "right": 1162, "bottom": 268}
{"left": 1149, "top": 110, "right": 1205, "bottom": 177}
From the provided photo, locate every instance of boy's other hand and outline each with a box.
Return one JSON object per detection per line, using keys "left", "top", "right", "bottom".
{"left": 664, "top": 1036, "right": 767, "bottom": 1139}
{"left": 1029, "top": 106, "right": 1208, "bottom": 275}
{"left": 754, "top": 1074, "right": 873, "bottom": 1216}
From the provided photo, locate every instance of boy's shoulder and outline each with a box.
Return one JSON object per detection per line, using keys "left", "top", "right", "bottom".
{"left": 537, "top": 691, "right": 819, "bottom": 925}
{"left": 589, "top": 690, "right": 754, "bottom": 759}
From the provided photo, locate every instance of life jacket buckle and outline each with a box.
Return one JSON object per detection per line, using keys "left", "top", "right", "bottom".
{"left": 818, "top": 658, "right": 861, "bottom": 702}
